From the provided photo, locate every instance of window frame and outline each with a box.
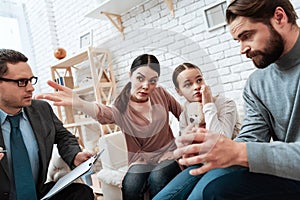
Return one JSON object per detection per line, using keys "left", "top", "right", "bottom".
{"left": 203, "top": 0, "right": 229, "bottom": 31}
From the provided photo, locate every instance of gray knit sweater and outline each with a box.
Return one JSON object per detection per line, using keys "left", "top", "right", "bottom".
{"left": 234, "top": 34, "right": 300, "bottom": 181}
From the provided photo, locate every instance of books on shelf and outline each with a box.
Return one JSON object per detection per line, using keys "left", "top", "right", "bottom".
{"left": 55, "top": 76, "right": 74, "bottom": 88}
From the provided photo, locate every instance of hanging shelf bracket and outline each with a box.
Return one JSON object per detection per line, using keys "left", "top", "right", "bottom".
{"left": 101, "top": 11, "right": 125, "bottom": 40}
{"left": 164, "top": 0, "right": 174, "bottom": 17}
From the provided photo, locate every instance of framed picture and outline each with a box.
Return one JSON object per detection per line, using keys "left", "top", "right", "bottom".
{"left": 79, "top": 30, "right": 93, "bottom": 49}
{"left": 203, "top": 0, "right": 227, "bottom": 31}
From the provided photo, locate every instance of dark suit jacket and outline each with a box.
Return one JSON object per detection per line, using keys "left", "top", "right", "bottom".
{"left": 0, "top": 100, "right": 81, "bottom": 200}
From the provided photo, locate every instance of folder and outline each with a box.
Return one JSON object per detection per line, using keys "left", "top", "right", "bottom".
{"left": 41, "top": 149, "right": 104, "bottom": 200}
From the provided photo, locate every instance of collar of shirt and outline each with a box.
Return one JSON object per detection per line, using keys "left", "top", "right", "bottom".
{"left": 0, "top": 108, "right": 28, "bottom": 124}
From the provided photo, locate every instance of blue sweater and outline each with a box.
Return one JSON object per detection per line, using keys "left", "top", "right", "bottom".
{"left": 235, "top": 34, "right": 300, "bottom": 181}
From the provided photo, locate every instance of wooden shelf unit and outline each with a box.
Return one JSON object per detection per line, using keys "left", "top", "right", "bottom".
{"left": 50, "top": 46, "right": 119, "bottom": 137}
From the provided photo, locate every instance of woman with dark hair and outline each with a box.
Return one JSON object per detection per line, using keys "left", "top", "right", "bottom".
{"left": 36, "top": 54, "right": 182, "bottom": 199}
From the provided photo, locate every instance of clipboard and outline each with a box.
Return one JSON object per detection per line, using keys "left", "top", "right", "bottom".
{"left": 41, "top": 149, "right": 104, "bottom": 200}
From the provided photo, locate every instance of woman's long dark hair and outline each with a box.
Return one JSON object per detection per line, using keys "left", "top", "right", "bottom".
{"left": 114, "top": 54, "right": 160, "bottom": 113}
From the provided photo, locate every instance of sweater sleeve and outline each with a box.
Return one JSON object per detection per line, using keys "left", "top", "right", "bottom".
{"left": 203, "top": 96, "right": 237, "bottom": 139}
{"left": 246, "top": 141, "right": 300, "bottom": 181}
{"left": 234, "top": 85, "right": 273, "bottom": 143}
{"left": 235, "top": 81, "right": 300, "bottom": 181}
{"left": 95, "top": 103, "right": 116, "bottom": 124}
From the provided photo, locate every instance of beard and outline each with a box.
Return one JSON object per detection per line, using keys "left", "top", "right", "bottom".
{"left": 248, "top": 25, "right": 284, "bottom": 69}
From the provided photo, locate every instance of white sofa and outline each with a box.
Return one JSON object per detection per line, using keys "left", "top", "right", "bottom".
{"left": 97, "top": 131, "right": 128, "bottom": 200}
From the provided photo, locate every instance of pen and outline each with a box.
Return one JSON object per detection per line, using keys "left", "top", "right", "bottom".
{"left": 0, "top": 150, "right": 7, "bottom": 153}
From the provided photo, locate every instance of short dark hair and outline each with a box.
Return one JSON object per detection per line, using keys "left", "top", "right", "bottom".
{"left": 226, "top": 0, "right": 298, "bottom": 25}
{"left": 0, "top": 49, "right": 28, "bottom": 76}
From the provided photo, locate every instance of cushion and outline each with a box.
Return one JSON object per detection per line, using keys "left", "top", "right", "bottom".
{"left": 97, "top": 166, "right": 128, "bottom": 187}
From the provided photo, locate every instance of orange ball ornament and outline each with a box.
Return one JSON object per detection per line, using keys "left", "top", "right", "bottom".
{"left": 54, "top": 48, "right": 67, "bottom": 59}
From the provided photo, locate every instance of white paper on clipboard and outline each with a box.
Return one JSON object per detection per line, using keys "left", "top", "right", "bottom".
{"left": 41, "top": 149, "right": 104, "bottom": 200}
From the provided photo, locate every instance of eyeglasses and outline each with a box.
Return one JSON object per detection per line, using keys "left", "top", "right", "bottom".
{"left": 0, "top": 76, "right": 38, "bottom": 87}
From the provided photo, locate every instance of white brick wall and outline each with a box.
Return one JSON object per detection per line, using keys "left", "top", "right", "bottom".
{"left": 23, "top": 0, "right": 300, "bottom": 116}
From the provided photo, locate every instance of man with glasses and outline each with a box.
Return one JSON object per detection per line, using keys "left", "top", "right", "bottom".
{"left": 0, "top": 76, "right": 38, "bottom": 87}
{"left": 0, "top": 49, "right": 94, "bottom": 200}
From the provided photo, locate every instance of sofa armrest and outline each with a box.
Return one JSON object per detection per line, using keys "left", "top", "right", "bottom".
{"left": 99, "top": 131, "right": 128, "bottom": 170}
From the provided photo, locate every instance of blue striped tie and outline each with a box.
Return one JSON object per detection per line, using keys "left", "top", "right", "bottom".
{"left": 8, "top": 114, "right": 37, "bottom": 200}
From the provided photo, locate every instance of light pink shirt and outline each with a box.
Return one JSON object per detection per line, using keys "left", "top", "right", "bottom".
{"left": 96, "top": 86, "right": 182, "bottom": 165}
